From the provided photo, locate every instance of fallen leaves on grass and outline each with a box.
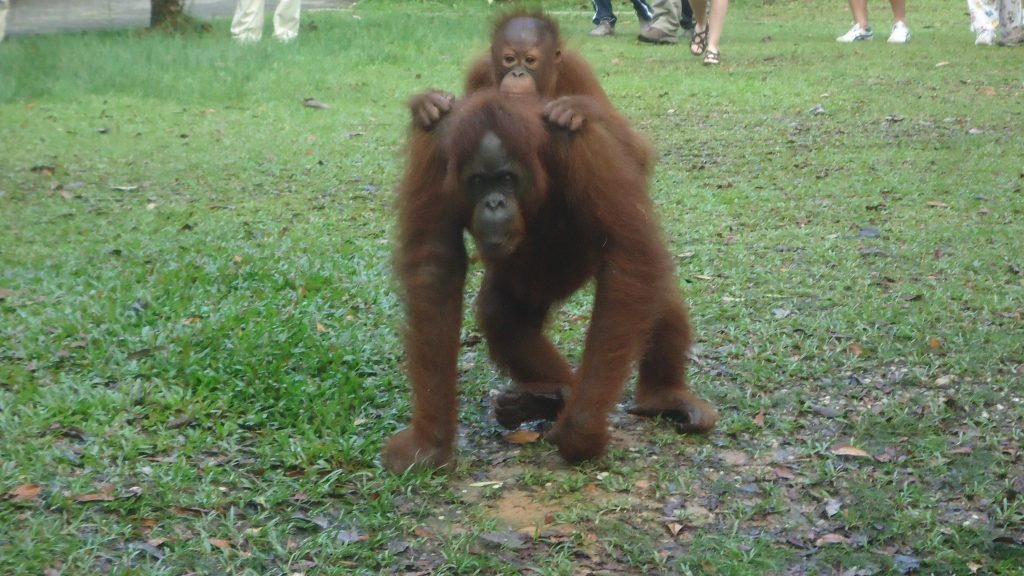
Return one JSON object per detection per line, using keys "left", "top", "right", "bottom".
{"left": 336, "top": 529, "right": 370, "bottom": 545}
{"left": 830, "top": 444, "right": 873, "bottom": 459}
{"left": 479, "top": 531, "right": 528, "bottom": 549}
{"left": 814, "top": 532, "right": 849, "bottom": 546}
{"left": 303, "top": 97, "right": 331, "bottom": 109}
{"left": 208, "top": 537, "right": 231, "bottom": 551}
{"left": 5, "top": 483, "right": 42, "bottom": 501}
{"left": 70, "top": 484, "right": 142, "bottom": 503}
{"left": 505, "top": 430, "right": 541, "bottom": 445}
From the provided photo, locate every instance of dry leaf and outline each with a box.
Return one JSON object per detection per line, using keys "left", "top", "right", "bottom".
{"left": 634, "top": 479, "right": 651, "bottom": 490}
{"left": 232, "top": 255, "right": 243, "bottom": 263}
{"left": 666, "top": 522, "right": 685, "bottom": 537}
{"left": 831, "top": 444, "right": 873, "bottom": 459}
{"left": 505, "top": 430, "right": 541, "bottom": 445}
{"left": 316, "top": 322, "right": 327, "bottom": 333}
{"left": 208, "top": 537, "right": 231, "bottom": 551}
{"left": 773, "top": 466, "right": 796, "bottom": 480}
{"left": 303, "top": 98, "right": 331, "bottom": 110}
{"left": 718, "top": 449, "right": 750, "bottom": 466}
{"left": 74, "top": 491, "right": 115, "bottom": 502}
{"left": 926, "top": 201, "right": 950, "bottom": 208}
{"left": 928, "top": 336, "right": 942, "bottom": 350}
{"left": 824, "top": 498, "right": 843, "bottom": 518}
{"left": 815, "top": 533, "right": 849, "bottom": 546}
{"left": 6, "top": 483, "right": 42, "bottom": 501}
{"left": 336, "top": 529, "right": 369, "bottom": 545}
{"left": 753, "top": 409, "right": 765, "bottom": 427}
{"left": 468, "top": 480, "right": 504, "bottom": 488}
{"left": 847, "top": 342, "right": 864, "bottom": 356}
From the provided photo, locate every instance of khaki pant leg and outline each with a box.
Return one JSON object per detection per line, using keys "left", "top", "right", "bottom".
{"left": 273, "top": 0, "right": 301, "bottom": 41}
{"left": 231, "top": 0, "right": 265, "bottom": 41}
{"left": 648, "top": 0, "right": 682, "bottom": 34}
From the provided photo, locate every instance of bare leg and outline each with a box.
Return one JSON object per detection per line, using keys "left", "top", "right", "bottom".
{"left": 847, "top": 0, "right": 870, "bottom": 29}
{"left": 889, "top": 0, "right": 906, "bottom": 23}
{"left": 705, "top": 0, "right": 730, "bottom": 55}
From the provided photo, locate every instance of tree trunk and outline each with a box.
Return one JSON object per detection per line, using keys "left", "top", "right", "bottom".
{"left": 150, "top": 0, "right": 187, "bottom": 28}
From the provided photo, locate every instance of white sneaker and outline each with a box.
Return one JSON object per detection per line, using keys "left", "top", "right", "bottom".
{"left": 975, "top": 29, "right": 995, "bottom": 45}
{"left": 837, "top": 24, "right": 873, "bottom": 42}
{"left": 888, "top": 21, "right": 910, "bottom": 43}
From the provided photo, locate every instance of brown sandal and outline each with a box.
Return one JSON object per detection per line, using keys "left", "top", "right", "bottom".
{"left": 690, "top": 26, "right": 708, "bottom": 56}
{"left": 703, "top": 49, "right": 720, "bottom": 66}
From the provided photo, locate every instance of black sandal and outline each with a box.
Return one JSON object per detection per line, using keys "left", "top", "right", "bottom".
{"left": 703, "top": 49, "right": 720, "bottom": 66}
{"left": 690, "top": 26, "right": 708, "bottom": 56}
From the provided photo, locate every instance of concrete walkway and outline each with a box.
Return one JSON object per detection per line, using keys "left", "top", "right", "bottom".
{"left": 6, "top": 0, "right": 352, "bottom": 37}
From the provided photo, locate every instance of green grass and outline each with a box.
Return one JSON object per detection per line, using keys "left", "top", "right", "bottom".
{"left": 2, "top": 0, "right": 1023, "bottom": 574}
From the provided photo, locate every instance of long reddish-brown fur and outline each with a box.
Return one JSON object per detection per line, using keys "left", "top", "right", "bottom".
{"left": 384, "top": 91, "right": 717, "bottom": 471}
{"left": 382, "top": 13, "right": 717, "bottom": 472}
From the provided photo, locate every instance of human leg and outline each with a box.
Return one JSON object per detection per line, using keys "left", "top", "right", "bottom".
{"left": 273, "top": 0, "right": 301, "bottom": 42}
{"left": 703, "top": 0, "right": 729, "bottom": 64}
{"left": 639, "top": 0, "right": 682, "bottom": 44}
{"left": 886, "top": 0, "right": 910, "bottom": 42}
{"left": 231, "top": 0, "right": 265, "bottom": 42}
{"left": 997, "top": 0, "right": 1024, "bottom": 43}
{"left": 849, "top": 0, "right": 869, "bottom": 28}
{"left": 967, "top": 0, "right": 997, "bottom": 44}
{"left": 680, "top": 0, "right": 695, "bottom": 30}
{"left": 0, "top": 0, "right": 8, "bottom": 43}
{"left": 837, "top": 0, "right": 873, "bottom": 41}
{"left": 631, "top": 0, "right": 654, "bottom": 23}
{"left": 690, "top": 0, "right": 708, "bottom": 54}
{"left": 591, "top": 0, "right": 617, "bottom": 26}
{"left": 889, "top": 0, "right": 906, "bottom": 23}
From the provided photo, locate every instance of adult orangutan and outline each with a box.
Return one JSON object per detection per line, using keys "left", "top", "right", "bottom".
{"left": 382, "top": 89, "right": 718, "bottom": 473}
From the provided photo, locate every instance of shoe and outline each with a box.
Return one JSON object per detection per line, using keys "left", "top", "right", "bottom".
{"left": 590, "top": 19, "right": 614, "bottom": 37}
{"left": 638, "top": 26, "right": 678, "bottom": 45}
{"left": 702, "top": 49, "right": 720, "bottom": 66}
{"left": 689, "top": 26, "right": 708, "bottom": 55}
{"left": 975, "top": 29, "right": 996, "bottom": 45}
{"left": 887, "top": 21, "right": 910, "bottom": 43}
{"left": 836, "top": 23, "right": 873, "bottom": 42}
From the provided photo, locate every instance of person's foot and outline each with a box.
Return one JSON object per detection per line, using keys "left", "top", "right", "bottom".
{"left": 590, "top": 18, "right": 614, "bottom": 37}
{"left": 689, "top": 25, "right": 708, "bottom": 55}
{"left": 638, "top": 26, "right": 678, "bottom": 45}
{"left": 703, "top": 49, "right": 721, "bottom": 66}
{"left": 975, "top": 29, "right": 996, "bottom": 45}
{"left": 837, "top": 23, "right": 873, "bottom": 42}
{"left": 887, "top": 21, "right": 910, "bottom": 43}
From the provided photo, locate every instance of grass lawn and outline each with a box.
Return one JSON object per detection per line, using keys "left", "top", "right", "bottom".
{"left": 1, "top": 0, "right": 1022, "bottom": 573}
